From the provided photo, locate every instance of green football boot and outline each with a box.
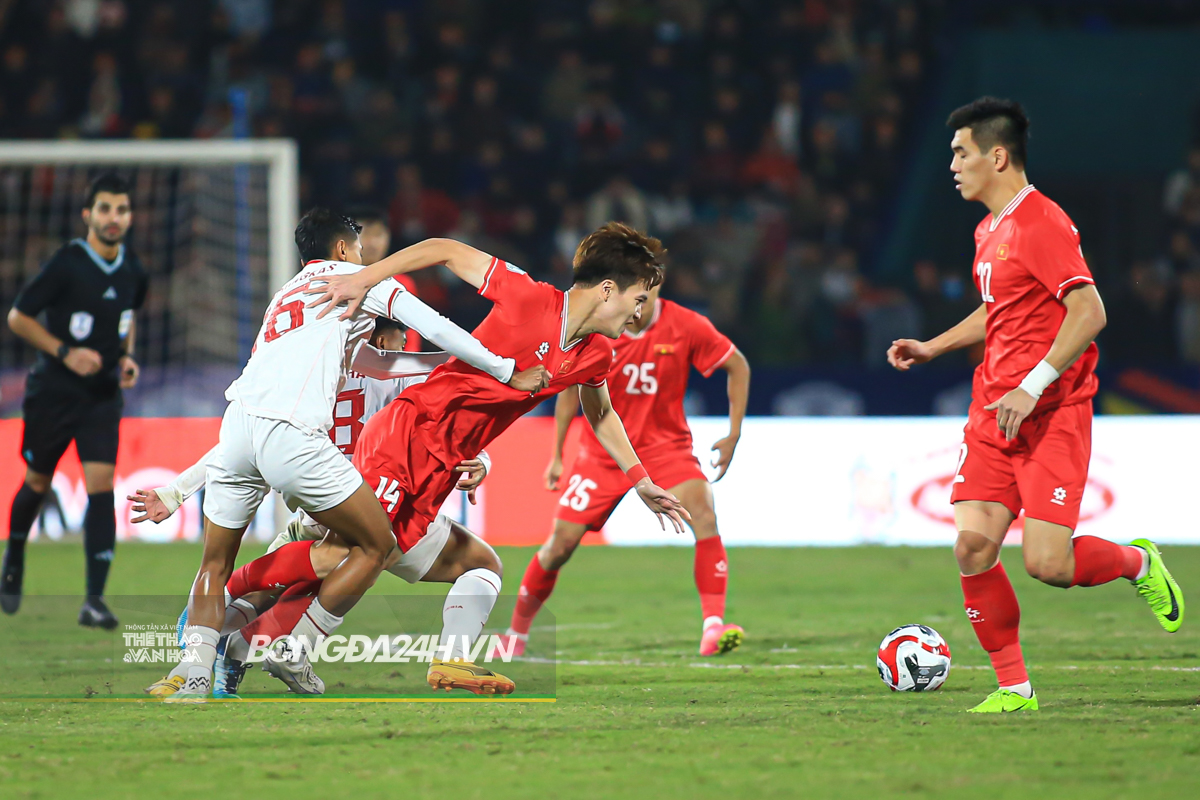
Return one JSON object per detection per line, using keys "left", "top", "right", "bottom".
{"left": 966, "top": 688, "right": 1039, "bottom": 713}
{"left": 1130, "top": 539, "right": 1184, "bottom": 633}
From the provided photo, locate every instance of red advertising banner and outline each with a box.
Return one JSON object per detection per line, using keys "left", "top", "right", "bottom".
{"left": 0, "top": 417, "right": 591, "bottom": 547}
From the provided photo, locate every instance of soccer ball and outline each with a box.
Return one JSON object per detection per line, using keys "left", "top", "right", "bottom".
{"left": 876, "top": 624, "right": 952, "bottom": 692}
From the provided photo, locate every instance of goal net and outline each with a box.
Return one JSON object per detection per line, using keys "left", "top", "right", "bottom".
{"left": 0, "top": 140, "right": 297, "bottom": 542}
{"left": 0, "top": 140, "right": 298, "bottom": 417}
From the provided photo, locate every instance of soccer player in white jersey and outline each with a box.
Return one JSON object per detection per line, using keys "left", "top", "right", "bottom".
{"left": 135, "top": 318, "right": 492, "bottom": 696}
{"left": 161, "top": 208, "right": 549, "bottom": 701}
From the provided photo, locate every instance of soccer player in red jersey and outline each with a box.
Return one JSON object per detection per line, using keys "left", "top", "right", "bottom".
{"left": 888, "top": 97, "right": 1184, "bottom": 712}
{"left": 497, "top": 276, "right": 750, "bottom": 657}
{"left": 227, "top": 223, "right": 689, "bottom": 694}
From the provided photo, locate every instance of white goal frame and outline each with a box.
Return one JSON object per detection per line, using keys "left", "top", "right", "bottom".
{"left": 0, "top": 139, "right": 300, "bottom": 290}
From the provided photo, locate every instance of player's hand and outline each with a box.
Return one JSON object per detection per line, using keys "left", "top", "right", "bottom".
{"left": 710, "top": 432, "right": 739, "bottom": 482}
{"left": 128, "top": 488, "right": 172, "bottom": 524}
{"left": 455, "top": 458, "right": 488, "bottom": 505}
{"left": 509, "top": 365, "right": 551, "bottom": 394}
{"left": 544, "top": 455, "right": 564, "bottom": 490}
{"left": 984, "top": 388, "right": 1038, "bottom": 442}
{"left": 887, "top": 339, "right": 935, "bottom": 371}
{"left": 119, "top": 354, "right": 140, "bottom": 389}
{"left": 305, "top": 273, "right": 372, "bottom": 320}
{"left": 63, "top": 347, "right": 103, "bottom": 377}
{"left": 634, "top": 480, "right": 691, "bottom": 534}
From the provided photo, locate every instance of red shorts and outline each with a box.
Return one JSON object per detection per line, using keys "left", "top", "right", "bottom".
{"left": 353, "top": 402, "right": 457, "bottom": 552}
{"left": 950, "top": 400, "right": 1092, "bottom": 529}
{"left": 554, "top": 447, "right": 707, "bottom": 531}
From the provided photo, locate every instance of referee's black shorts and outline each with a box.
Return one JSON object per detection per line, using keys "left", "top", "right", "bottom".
{"left": 20, "top": 387, "right": 123, "bottom": 475}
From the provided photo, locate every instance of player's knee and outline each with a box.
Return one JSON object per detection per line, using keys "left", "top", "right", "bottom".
{"left": 542, "top": 531, "right": 582, "bottom": 570}
{"left": 1024, "top": 555, "right": 1072, "bottom": 588}
{"left": 689, "top": 508, "right": 717, "bottom": 539}
{"left": 954, "top": 531, "right": 999, "bottom": 574}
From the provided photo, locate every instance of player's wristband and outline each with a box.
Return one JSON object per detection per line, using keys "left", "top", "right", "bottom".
{"left": 1018, "top": 359, "right": 1060, "bottom": 400}
{"left": 626, "top": 464, "right": 649, "bottom": 486}
{"left": 56, "top": 343, "right": 70, "bottom": 361}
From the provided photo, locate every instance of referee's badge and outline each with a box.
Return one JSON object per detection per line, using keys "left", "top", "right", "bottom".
{"left": 118, "top": 309, "right": 133, "bottom": 338}
{"left": 69, "top": 311, "right": 94, "bottom": 341}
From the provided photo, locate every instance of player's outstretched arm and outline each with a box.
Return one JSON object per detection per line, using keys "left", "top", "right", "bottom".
{"left": 128, "top": 445, "right": 217, "bottom": 523}
{"left": 887, "top": 303, "right": 987, "bottom": 371}
{"left": 578, "top": 383, "right": 690, "bottom": 533}
{"left": 378, "top": 290, "right": 517, "bottom": 384}
{"left": 711, "top": 348, "right": 749, "bottom": 482}
{"left": 351, "top": 342, "right": 451, "bottom": 379}
{"left": 986, "top": 284, "right": 1106, "bottom": 441}
{"left": 545, "top": 385, "right": 580, "bottom": 490}
{"left": 308, "top": 238, "right": 493, "bottom": 319}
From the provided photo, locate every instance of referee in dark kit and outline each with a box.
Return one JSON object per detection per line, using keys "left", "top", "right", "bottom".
{"left": 2, "top": 174, "right": 147, "bottom": 629}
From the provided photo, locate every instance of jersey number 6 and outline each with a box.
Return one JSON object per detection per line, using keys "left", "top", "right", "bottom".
{"left": 263, "top": 281, "right": 312, "bottom": 343}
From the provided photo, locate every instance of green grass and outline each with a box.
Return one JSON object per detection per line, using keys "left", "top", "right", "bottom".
{"left": 1, "top": 542, "right": 1198, "bottom": 800}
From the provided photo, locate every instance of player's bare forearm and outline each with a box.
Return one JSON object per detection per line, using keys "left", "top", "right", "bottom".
{"left": 553, "top": 385, "right": 580, "bottom": 459}
{"left": 7, "top": 308, "right": 63, "bottom": 358}
{"left": 720, "top": 348, "right": 750, "bottom": 437}
{"left": 927, "top": 304, "right": 987, "bottom": 358}
{"left": 579, "top": 383, "right": 640, "bottom": 473}
{"left": 364, "top": 238, "right": 493, "bottom": 289}
{"left": 1044, "top": 284, "right": 1106, "bottom": 373}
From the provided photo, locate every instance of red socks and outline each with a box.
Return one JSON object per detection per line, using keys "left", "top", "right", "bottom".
{"left": 961, "top": 561, "right": 1027, "bottom": 686}
{"left": 510, "top": 555, "right": 558, "bottom": 635}
{"left": 240, "top": 579, "right": 322, "bottom": 646}
{"left": 1070, "top": 536, "right": 1144, "bottom": 586}
{"left": 227, "top": 541, "right": 318, "bottom": 599}
{"left": 694, "top": 536, "right": 728, "bottom": 622}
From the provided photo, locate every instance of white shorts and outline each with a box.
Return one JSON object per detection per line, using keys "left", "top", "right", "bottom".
{"left": 203, "top": 402, "right": 363, "bottom": 529}
{"left": 266, "top": 512, "right": 452, "bottom": 584}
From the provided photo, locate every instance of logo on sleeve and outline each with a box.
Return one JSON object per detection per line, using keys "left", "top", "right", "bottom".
{"left": 69, "top": 311, "right": 94, "bottom": 341}
{"left": 536, "top": 342, "right": 550, "bottom": 360}
{"left": 506, "top": 263, "right": 527, "bottom": 275}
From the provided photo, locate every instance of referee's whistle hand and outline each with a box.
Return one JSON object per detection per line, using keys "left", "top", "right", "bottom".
{"left": 119, "top": 354, "right": 140, "bottom": 389}
{"left": 63, "top": 347, "right": 103, "bottom": 377}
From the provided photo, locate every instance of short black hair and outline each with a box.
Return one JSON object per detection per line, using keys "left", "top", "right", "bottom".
{"left": 295, "top": 207, "right": 363, "bottom": 263}
{"left": 946, "top": 96, "right": 1030, "bottom": 169}
{"left": 84, "top": 174, "right": 131, "bottom": 209}
{"left": 372, "top": 317, "right": 406, "bottom": 337}
{"left": 346, "top": 206, "right": 388, "bottom": 227}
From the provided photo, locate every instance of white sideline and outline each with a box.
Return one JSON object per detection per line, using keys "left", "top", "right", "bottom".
{"left": 522, "top": 657, "right": 1200, "bottom": 672}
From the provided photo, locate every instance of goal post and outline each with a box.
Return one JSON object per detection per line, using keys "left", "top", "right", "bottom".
{"left": 0, "top": 138, "right": 299, "bottom": 418}
{"left": 0, "top": 139, "right": 299, "bottom": 291}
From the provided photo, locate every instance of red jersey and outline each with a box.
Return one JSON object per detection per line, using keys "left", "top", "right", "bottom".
{"left": 578, "top": 299, "right": 735, "bottom": 458}
{"left": 391, "top": 257, "right": 613, "bottom": 465}
{"left": 971, "top": 185, "right": 1098, "bottom": 414}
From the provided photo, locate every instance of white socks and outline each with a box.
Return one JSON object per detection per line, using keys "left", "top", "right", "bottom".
{"left": 221, "top": 597, "right": 259, "bottom": 636}
{"left": 702, "top": 615, "right": 724, "bottom": 634}
{"left": 1001, "top": 680, "right": 1034, "bottom": 699}
{"left": 289, "top": 598, "right": 343, "bottom": 654}
{"left": 171, "top": 624, "right": 220, "bottom": 679}
{"left": 441, "top": 568, "right": 502, "bottom": 661}
{"left": 1134, "top": 548, "right": 1150, "bottom": 581}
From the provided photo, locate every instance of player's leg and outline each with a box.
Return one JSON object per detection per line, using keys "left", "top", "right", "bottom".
{"left": 2, "top": 391, "right": 74, "bottom": 615}
{"left": 501, "top": 519, "right": 590, "bottom": 653}
{"left": 1017, "top": 402, "right": 1182, "bottom": 631}
{"left": 953, "top": 499, "right": 1037, "bottom": 712}
{"left": 304, "top": 480, "right": 396, "bottom": 614}
{"left": 74, "top": 391, "right": 123, "bottom": 627}
{"left": 418, "top": 519, "right": 512, "bottom": 694}
{"left": 671, "top": 478, "right": 743, "bottom": 656}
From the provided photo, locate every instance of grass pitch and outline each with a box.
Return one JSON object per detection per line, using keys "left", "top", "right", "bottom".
{"left": 0, "top": 542, "right": 1197, "bottom": 800}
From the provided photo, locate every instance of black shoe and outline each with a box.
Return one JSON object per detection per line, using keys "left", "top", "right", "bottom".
{"left": 79, "top": 597, "right": 119, "bottom": 630}
{"left": 0, "top": 548, "right": 23, "bottom": 615}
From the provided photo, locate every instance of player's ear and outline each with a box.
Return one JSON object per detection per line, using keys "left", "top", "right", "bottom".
{"left": 602, "top": 280, "right": 613, "bottom": 302}
{"left": 994, "top": 146, "right": 1009, "bottom": 172}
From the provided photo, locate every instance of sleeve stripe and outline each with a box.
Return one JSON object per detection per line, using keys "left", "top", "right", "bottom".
{"left": 479, "top": 257, "right": 500, "bottom": 296}
{"left": 698, "top": 342, "right": 737, "bottom": 378}
{"left": 386, "top": 287, "right": 403, "bottom": 318}
{"left": 1055, "top": 276, "right": 1095, "bottom": 300}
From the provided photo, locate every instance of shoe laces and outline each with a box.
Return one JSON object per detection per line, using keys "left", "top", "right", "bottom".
{"left": 1135, "top": 573, "right": 1168, "bottom": 609}
{"left": 223, "top": 661, "right": 248, "bottom": 693}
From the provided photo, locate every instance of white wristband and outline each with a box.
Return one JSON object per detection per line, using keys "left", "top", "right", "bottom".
{"left": 1018, "top": 359, "right": 1060, "bottom": 399}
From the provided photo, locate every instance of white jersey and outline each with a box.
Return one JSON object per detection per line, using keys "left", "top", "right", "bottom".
{"left": 332, "top": 370, "right": 425, "bottom": 457}
{"left": 225, "top": 259, "right": 514, "bottom": 436}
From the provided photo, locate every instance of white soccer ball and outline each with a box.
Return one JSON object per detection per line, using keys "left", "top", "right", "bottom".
{"left": 876, "top": 624, "right": 952, "bottom": 692}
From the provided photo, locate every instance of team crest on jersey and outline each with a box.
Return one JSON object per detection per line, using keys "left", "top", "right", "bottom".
{"left": 557, "top": 360, "right": 573, "bottom": 374}
{"left": 69, "top": 311, "right": 94, "bottom": 340}
{"left": 996, "top": 243, "right": 1009, "bottom": 260}
{"left": 655, "top": 344, "right": 675, "bottom": 355}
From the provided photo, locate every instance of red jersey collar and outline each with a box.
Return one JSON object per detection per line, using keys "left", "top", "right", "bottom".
{"left": 988, "top": 184, "right": 1037, "bottom": 232}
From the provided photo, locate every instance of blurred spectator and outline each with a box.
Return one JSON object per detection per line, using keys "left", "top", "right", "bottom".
{"left": 1163, "top": 147, "right": 1200, "bottom": 216}
{"left": 388, "top": 164, "right": 460, "bottom": 241}
{"left": 1103, "top": 262, "right": 1179, "bottom": 365}
{"left": 585, "top": 175, "right": 649, "bottom": 233}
